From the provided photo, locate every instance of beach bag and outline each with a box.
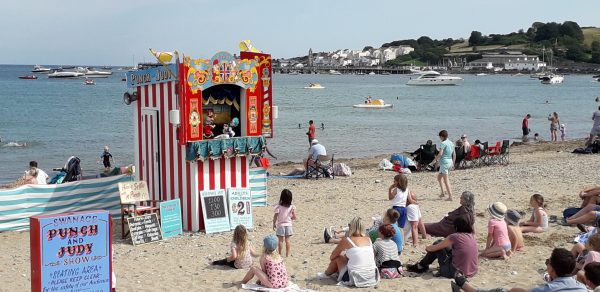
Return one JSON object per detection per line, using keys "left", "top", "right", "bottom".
{"left": 380, "top": 268, "right": 401, "bottom": 279}
{"left": 378, "top": 159, "right": 394, "bottom": 170}
{"left": 333, "top": 163, "right": 352, "bottom": 177}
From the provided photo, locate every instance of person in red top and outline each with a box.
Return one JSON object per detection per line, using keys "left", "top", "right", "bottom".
{"left": 522, "top": 114, "right": 531, "bottom": 142}
{"left": 307, "top": 120, "right": 316, "bottom": 146}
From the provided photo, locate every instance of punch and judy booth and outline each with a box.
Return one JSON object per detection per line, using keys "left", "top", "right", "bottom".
{"left": 126, "top": 45, "right": 273, "bottom": 232}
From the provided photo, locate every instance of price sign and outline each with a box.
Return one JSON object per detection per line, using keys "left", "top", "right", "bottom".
{"left": 227, "top": 188, "right": 253, "bottom": 230}
{"left": 200, "top": 190, "right": 230, "bottom": 233}
{"left": 160, "top": 199, "right": 183, "bottom": 239}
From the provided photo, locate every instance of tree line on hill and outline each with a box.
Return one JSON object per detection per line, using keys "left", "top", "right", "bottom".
{"left": 381, "top": 21, "right": 600, "bottom": 66}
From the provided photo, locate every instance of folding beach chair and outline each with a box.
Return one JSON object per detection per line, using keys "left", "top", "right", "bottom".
{"left": 305, "top": 154, "right": 335, "bottom": 179}
{"left": 459, "top": 145, "right": 481, "bottom": 169}
{"left": 118, "top": 181, "right": 161, "bottom": 239}
{"left": 498, "top": 140, "right": 510, "bottom": 165}
{"left": 486, "top": 141, "right": 502, "bottom": 165}
{"left": 478, "top": 142, "right": 490, "bottom": 166}
{"left": 415, "top": 144, "right": 437, "bottom": 171}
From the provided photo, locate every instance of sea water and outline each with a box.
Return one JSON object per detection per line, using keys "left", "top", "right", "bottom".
{"left": 1, "top": 64, "right": 599, "bottom": 183}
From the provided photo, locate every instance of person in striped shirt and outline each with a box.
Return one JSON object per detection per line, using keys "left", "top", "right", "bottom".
{"left": 373, "top": 224, "right": 401, "bottom": 268}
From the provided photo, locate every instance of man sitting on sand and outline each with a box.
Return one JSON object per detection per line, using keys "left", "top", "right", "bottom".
{"left": 564, "top": 186, "right": 600, "bottom": 225}
{"left": 451, "top": 248, "right": 587, "bottom": 292}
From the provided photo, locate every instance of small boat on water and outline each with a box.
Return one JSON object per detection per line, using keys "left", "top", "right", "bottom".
{"left": 406, "top": 71, "right": 463, "bottom": 86}
{"left": 304, "top": 83, "right": 324, "bottom": 89}
{"left": 288, "top": 71, "right": 299, "bottom": 75}
{"left": 329, "top": 70, "right": 342, "bottom": 75}
{"left": 77, "top": 67, "right": 113, "bottom": 78}
{"left": 353, "top": 99, "right": 393, "bottom": 108}
{"left": 48, "top": 69, "right": 84, "bottom": 78}
{"left": 18, "top": 75, "right": 38, "bottom": 80}
{"left": 476, "top": 73, "right": 488, "bottom": 76}
{"left": 368, "top": 72, "right": 376, "bottom": 75}
{"left": 540, "top": 74, "right": 564, "bottom": 84}
{"left": 513, "top": 73, "right": 525, "bottom": 76}
{"left": 381, "top": 71, "right": 391, "bottom": 75}
{"left": 31, "top": 65, "right": 51, "bottom": 73}
{"left": 84, "top": 79, "right": 95, "bottom": 85}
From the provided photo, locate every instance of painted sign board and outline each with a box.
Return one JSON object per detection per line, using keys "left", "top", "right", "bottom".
{"left": 118, "top": 181, "right": 150, "bottom": 204}
{"left": 126, "top": 64, "right": 177, "bottom": 88}
{"left": 127, "top": 213, "right": 163, "bottom": 245}
{"left": 200, "top": 189, "right": 230, "bottom": 233}
{"left": 160, "top": 199, "right": 183, "bottom": 239}
{"left": 30, "top": 210, "right": 112, "bottom": 292}
{"left": 227, "top": 188, "right": 253, "bottom": 230}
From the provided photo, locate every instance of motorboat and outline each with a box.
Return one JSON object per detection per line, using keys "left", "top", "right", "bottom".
{"left": 77, "top": 67, "right": 112, "bottom": 78}
{"left": 353, "top": 99, "right": 393, "bottom": 108}
{"left": 31, "top": 65, "right": 51, "bottom": 73}
{"left": 329, "top": 70, "right": 342, "bottom": 75}
{"left": 368, "top": 71, "right": 376, "bottom": 75}
{"left": 47, "top": 69, "right": 84, "bottom": 78}
{"left": 84, "top": 79, "right": 95, "bottom": 85}
{"left": 18, "top": 75, "right": 38, "bottom": 79}
{"left": 357, "top": 72, "right": 365, "bottom": 75}
{"left": 476, "top": 73, "right": 488, "bottom": 76}
{"left": 513, "top": 73, "right": 525, "bottom": 76}
{"left": 381, "top": 71, "right": 391, "bottom": 75}
{"left": 406, "top": 71, "right": 463, "bottom": 86}
{"left": 304, "top": 83, "right": 324, "bottom": 89}
{"left": 540, "top": 74, "right": 564, "bottom": 84}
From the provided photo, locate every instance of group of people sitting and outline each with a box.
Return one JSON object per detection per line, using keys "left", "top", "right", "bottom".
{"left": 0, "top": 161, "right": 48, "bottom": 189}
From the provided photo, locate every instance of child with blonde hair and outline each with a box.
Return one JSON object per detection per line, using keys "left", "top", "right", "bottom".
{"left": 239, "top": 235, "right": 289, "bottom": 288}
{"left": 480, "top": 202, "right": 511, "bottom": 259}
{"left": 212, "top": 225, "right": 257, "bottom": 269}
{"left": 273, "top": 189, "right": 297, "bottom": 257}
{"left": 520, "top": 194, "right": 549, "bottom": 233}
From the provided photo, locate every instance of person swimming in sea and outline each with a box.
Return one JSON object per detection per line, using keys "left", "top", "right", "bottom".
{"left": 1, "top": 141, "right": 27, "bottom": 147}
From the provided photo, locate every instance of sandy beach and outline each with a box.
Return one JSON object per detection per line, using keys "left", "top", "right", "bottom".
{"left": 2, "top": 140, "right": 599, "bottom": 291}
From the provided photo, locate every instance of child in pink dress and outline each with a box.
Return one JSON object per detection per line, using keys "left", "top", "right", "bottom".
{"left": 239, "top": 235, "right": 289, "bottom": 289}
{"left": 480, "top": 202, "right": 511, "bottom": 260}
{"left": 273, "top": 189, "right": 297, "bottom": 257}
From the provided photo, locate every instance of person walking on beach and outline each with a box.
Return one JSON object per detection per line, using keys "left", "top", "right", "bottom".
{"left": 586, "top": 106, "right": 600, "bottom": 146}
{"left": 99, "top": 146, "right": 114, "bottom": 171}
{"left": 435, "top": 130, "right": 455, "bottom": 201}
{"left": 522, "top": 114, "right": 531, "bottom": 142}
{"left": 306, "top": 120, "right": 316, "bottom": 146}
{"left": 548, "top": 112, "right": 560, "bottom": 142}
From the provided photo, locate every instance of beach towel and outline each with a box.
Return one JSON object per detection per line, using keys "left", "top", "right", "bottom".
{"left": 241, "top": 282, "right": 315, "bottom": 292}
{"left": 332, "top": 163, "right": 352, "bottom": 177}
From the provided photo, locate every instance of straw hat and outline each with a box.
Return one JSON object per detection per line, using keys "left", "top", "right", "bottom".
{"left": 488, "top": 202, "right": 507, "bottom": 220}
{"left": 505, "top": 209, "right": 521, "bottom": 226}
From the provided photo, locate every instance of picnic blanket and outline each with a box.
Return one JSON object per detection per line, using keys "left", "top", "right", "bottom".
{"left": 242, "top": 282, "right": 315, "bottom": 292}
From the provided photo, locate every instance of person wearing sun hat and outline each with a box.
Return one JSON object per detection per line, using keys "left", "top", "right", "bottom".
{"left": 480, "top": 202, "right": 512, "bottom": 259}
{"left": 505, "top": 209, "right": 525, "bottom": 253}
{"left": 238, "top": 235, "right": 289, "bottom": 289}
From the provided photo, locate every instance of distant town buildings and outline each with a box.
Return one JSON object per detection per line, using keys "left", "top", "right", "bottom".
{"left": 467, "top": 51, "right": 547, "bottom": 71}
{"left": 276, "top": 45, "right": 415, "bottom": 68}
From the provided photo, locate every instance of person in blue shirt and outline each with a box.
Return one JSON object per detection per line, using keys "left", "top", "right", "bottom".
{"left": 435, "top": 130, "right": 455, "bottom": 201}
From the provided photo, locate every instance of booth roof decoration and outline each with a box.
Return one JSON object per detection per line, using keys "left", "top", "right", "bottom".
{"left": 185, "top": 51, "right": 260, "bottom": 94}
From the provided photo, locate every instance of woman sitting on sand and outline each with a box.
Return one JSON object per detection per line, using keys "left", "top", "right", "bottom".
{"left": 408, "top": 216, "right": 478, "bottom": 278}
{"left": 318, "top": 217, "right": 379, "bottom": 287}
{"left": 424, "top": 191, "right": 475, "bottom": 238}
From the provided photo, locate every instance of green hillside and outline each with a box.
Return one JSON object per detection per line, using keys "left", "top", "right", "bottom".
{"left": 583, "top": 27, "right": 600, "bottom": 46}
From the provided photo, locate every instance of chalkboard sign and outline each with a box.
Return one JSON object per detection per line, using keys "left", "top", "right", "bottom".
{"left": 127, "top": 213, "right": 163, "bottom": 245}
{"left": 160, "top": 199, "right": 183, "bottom": 239}
{"left": 200, "top": 190, "right": 230, "bottom": 233}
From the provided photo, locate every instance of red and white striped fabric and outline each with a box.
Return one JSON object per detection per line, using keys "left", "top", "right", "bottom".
{"left": 134, "top": 81, "right": 250, "bottom": 232}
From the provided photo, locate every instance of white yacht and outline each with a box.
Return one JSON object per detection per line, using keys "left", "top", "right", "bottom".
{"left": 47, "top": 69, "right": 84, "bottom": 78}
{"left": 329, "top": 70, "right": 342, "bottom": 75}
{"left": 406, "top": 71, "right": 463, "bottom": 86}
{"left": 540, "top": 74, "right": 564, "bottom": 84}
{"left": 32, "top": 65, "right": 51, "bottom": 73}
{"left": 76, "top": 67, "right": 113, "bottom": 78}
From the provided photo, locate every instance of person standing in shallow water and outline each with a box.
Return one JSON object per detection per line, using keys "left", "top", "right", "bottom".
{"left": 306, "top": 120, "right": 316, "bottom": 147}
{"left": 522, "top": 114, "right": 531, "bottom": 142}
{"left": 435, "top": 130, "right": 455, "bottom": 201}
{"left": 548, "top": 112, "right": 560, "bottom": 142}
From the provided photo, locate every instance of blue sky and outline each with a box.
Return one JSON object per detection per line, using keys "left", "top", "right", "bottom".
{"left": 1, "top": 0, "right": 599, "bottom": 65}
